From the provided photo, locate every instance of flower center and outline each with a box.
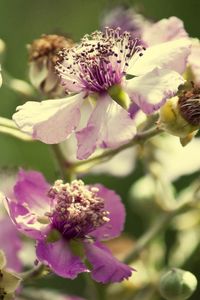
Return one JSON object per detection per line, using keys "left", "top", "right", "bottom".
{"left": 47, "top": 180, "right": 110, "bottom": 239}
{"left": 55, "top": 27, "right": 144, "bottom": 94}
{"left": 178, "top": 85, "right": 200, "bottom": 126}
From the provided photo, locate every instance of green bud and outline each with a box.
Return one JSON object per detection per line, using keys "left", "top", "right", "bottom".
{"left": 159, "top": 268, "right": 197, "bottom": 300}
{"left": 108, "top": 84, "right": 130, "bottom": 109}
{"left": 0, "top": 250, "right": 21, "bottom": 300}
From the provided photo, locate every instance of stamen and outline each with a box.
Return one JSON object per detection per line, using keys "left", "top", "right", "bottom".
{"left": 48, "top": 180, "right": 110, "bottom": 239}
{"left": 178, "top": 86, "right": 200, "bottom": 126}
{"left": 55, "top": 27, "right": 144, "bottom": 94}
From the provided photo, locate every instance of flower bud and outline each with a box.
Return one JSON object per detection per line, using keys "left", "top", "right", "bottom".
{"left": 0, "top": 250, "right": 21, "bottom": 299}
{"left": 159, "top": 86, "right": 200, "bottom": 144}
{"left": 28, "top": 34, "right": 73, "bottom": 98}
{"left": 159, "top": 268, "right": 197, "bottom": 300}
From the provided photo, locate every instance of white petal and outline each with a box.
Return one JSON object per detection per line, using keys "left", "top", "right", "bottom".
{"left": 13, "top": 93, "right": 84, "bottom": 144}
{"left": 128, "top": 38, "right": 191, "bottom": 76}
{"left": 126, "top": 68, "right": 185, "bottom": 114}
{"left": 76, "top": 95, "right": 136, "bottom": 159}
{"left": 142, "top": 17, "right": 188, "bottom": 46}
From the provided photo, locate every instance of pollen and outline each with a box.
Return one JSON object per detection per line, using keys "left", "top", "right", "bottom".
{"left": 48, "top": 180, "right": 110, "bottom": 239}
{"left": 178, "top": 85, "right": 200, "bottom": 127}
{"left": 55, "top": 27, "right": 144, "bottom": 94}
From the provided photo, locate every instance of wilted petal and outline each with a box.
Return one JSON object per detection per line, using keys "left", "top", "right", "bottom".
{"left": 84, "top": 241, "right": 133, "bottom": 283}
{"left": 36, "top": 239, "right": 87, "bottom": 279}
{"left": 90, "top": 185, "right": 125, "bottom": 241}
{"left": 126, "top": 68, "right": 185, "bottom": 114}
{"left": 143, "top": 17, "right": 188, "bottom": 46}
{"left": 128, "top": 38, "right": 191, "bottom": 76}
{"left": 13, "top": 93, "right": 84, "bottom": 144}
{"left": 76, "top": 95, "right": 136, "bottom": 159}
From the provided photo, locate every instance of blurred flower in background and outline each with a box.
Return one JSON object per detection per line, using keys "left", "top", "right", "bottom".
{"left": 28, "top": 34, "right": 73, "bottom": 98}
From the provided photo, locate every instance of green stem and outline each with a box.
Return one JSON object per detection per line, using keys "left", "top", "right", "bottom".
{"left": 51, "top": 144, "right": 75, "bottom": 181}
{"left": 73, "top": 127, "right": 163, "bottom": 172}
{"left": 0, "top": 125, "right": 33, "bottom": 141}
{"left": 84, "top": 273, "right": 100, "bottom": 300}
{"left": 2, "top": 70, "right": 35, "bottom": 98}
{"left": 21, "top": 264, "right": 47, "bottom": 282}
{"left": 124, "top": 201, "right": 191, "bottom": 264}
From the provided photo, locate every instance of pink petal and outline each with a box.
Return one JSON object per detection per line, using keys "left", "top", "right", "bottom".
{"left": 128, "top": 38, "right": 191, "bottom": 76}
{"left": 142, "top": 16, "right": 188, "bottom": 46}
{"left": 126, "top": 68, "right": 185, "bottom": 114}
{"left": 90, "top": 185, "right": 125, "bottom": 241}
{"left": 5, "top": 197, "right": 50, "bottom": 239}
{"left": 84, "top": 241, "right": 133, "bottom": 283}
{"left": 36, "top": 239, "right": 87, "bottom": 279}
{"left": 14, "top": 169, "right": 51, "bottom": 214}
{"left": 13, "top": 93, "right": 84, "bottom": 144}
{"left": 4, "top": 170, "right": 51, "bottom": 239}
{"left": 0, "top": 217, "right": 22, "bottom": 272}
{"left": 76, "top": 95, "right": 136, "bottom": 159}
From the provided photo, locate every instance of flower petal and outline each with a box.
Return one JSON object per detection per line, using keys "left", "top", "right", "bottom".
{"left": 4, "top": 197, "right": 50, "bottom": 239}
{"left": 14, "top": 169, "right": 51, "bottom": 214}
{"left": 0, "top": 217, "right": 22, "bottom": 272}
{"left": 142, "top": 17, "right": 188, "bottom": 46}
{"left": 90, "top": 185, "right": 125, "bottom": 241}
{"left": 13, "top": 93, "right": 84, "bottom": 144}
{"left": 84, "top": 241, "right": 133, "bottom": 283}
{"left": 128, "top": 38, "right": 191, "bottom": 76}
{"left": 126, "top": 68, "right": 185, "bottom": 114}
{"left": 36, "top": 239, "right": 87, "bottom": 279}
{"left": 76, "top": 95, "right": 136, "bottom": 159}
{"left": 188, "top": 39, "right": 200, "bottom": 84}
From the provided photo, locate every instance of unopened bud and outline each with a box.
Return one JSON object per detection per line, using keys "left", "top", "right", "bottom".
{"left": 159, "top": 85, "right": 200, "bottom": 142}
{"left": 28, "top": 34, "right": 73, "bottom": 98}
{"left": 159, "top": 268, "right": 197, "bottom": 300}
{"left": 0, "top": 250, "right": 21, "bottom": 299}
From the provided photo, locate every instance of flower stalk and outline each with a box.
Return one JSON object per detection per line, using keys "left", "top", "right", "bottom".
{"left": 73, "top": 126, "right": 163, "bottom": 172}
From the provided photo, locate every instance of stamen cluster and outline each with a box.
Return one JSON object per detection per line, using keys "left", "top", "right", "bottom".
{"left": 178, "top": 85, "right": 200, "bottom": 126}
{"left": 56, "top": 27, "right": 144, "bottom": 93}
{"left": 47, "top": 180, "right": 110, "bottom": 239}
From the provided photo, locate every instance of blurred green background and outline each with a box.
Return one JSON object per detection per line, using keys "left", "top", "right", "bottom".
{"left": 0, "top": 0, "right": 199, "bottom": 299}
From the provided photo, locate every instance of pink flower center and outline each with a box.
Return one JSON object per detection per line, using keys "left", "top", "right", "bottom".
{"left": 47, "top": 180, "right": 110, "bottom": 239}
{"left": 56, "top": 27, "right": 144, "bottom": 94}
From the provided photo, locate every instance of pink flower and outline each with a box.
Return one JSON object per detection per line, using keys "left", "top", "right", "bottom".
{"left": 13, "top": 28, "right": 189, "bottom": 159}
{"left": 5, "top": 170, "right": 133, "bottom": 283}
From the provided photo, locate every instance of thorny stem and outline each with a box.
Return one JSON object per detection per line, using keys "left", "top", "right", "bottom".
{"left": 124, "top": 200, "right": 193, "bottom": 264}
